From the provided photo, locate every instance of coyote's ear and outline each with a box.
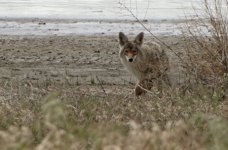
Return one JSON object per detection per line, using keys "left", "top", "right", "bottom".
{"left": 119, "top": 32, "right": 128, "bottom": 46}
{"left": 135, "top": 32, "right": 144, "bottom": 45}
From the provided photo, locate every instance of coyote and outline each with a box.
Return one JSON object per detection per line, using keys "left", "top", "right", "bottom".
{"left": 118, "top": 32, "right": 170, "bottom": 96}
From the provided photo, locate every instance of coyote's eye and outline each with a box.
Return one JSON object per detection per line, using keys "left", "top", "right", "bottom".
{"left": 132, "top": 50, "right": 137, "bottom": 54}
{"left": 125, "top": 49, "right": 130, "bottom": 53}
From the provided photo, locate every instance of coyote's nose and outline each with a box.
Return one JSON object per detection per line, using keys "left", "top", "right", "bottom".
{"left": 129, "top": 58, "right": 133, "bottom": 62}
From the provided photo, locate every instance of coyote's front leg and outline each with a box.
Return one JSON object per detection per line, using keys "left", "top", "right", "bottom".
{"left": 135, "top": 79, "right": 155, "bottom": 96}
{"left": 134, "top": 81, "right": 147, "bottom": 96}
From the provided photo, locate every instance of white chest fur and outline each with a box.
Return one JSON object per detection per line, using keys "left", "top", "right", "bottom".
{"left": 120, "top": 55, "right": 146, "bottom": 82}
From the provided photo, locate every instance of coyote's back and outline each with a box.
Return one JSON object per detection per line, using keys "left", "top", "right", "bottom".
{"left": 118, "top": 32, "right": 170, "bottom": 96}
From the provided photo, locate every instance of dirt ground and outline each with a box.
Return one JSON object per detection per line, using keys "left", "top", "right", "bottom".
{"left": 0, "top": 35, "right": 185, "bottom": 94}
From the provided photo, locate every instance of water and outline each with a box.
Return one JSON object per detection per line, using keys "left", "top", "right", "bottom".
{"left": 0, "top": 0, "right": 206, "bottom": 36}
{"left": 0, "top": 21, "right": 184, "bottom": 36}
{"left": 0, "top": 0, "right": 202, "bottom": 20}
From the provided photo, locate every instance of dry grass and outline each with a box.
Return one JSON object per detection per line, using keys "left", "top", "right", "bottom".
{"left": 182, "top": 0, "right": 228, "bottom": 86}
{"left": 0, "top": 79, "right": 227, "bottom": 150}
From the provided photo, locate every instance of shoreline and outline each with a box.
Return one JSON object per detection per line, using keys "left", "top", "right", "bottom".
{"left": 0, "top": 17, "right": 192, "bottom": 24}
{"left": 0, "top": 18, "right": 184, "bottom": 36}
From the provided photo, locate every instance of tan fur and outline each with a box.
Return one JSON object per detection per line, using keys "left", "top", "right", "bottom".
{"left": 119, "top": 32, "right": 170, "bottom": 96}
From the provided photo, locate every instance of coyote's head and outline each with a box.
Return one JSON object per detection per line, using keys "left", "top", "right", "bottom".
{"left": 119, "top": 32, "right": 144, "bottom": 63}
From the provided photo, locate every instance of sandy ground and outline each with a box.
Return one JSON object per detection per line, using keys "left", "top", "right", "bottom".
{"left": 0, "top": 35, "right": 185, "bottom": 94}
